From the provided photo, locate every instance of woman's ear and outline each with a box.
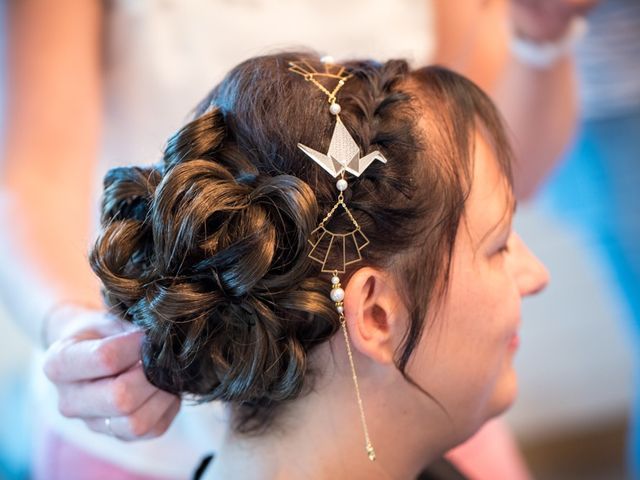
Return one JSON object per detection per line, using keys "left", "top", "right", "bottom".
{"left": 342, "top": 267, "right": 407, "bottom": 364}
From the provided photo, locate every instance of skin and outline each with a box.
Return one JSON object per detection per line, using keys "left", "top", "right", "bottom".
{"left": 433, "top": 0, "right": 598, "bottom": 199}
{"left": 203, "top": 132, "right": 549, "bottom": 479}
{"left": 42, "top": 309, "right": 180, "bottom": 440}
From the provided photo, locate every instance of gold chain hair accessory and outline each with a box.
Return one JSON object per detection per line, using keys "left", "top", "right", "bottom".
{"left": 289, "top": 57, "right": 388, "bottom": 462}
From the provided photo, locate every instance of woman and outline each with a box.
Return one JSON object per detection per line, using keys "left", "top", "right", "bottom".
{"left": 88, "top": 52, "right": 548, "bottom": 479}
{"left": 3, "top": 1, "right": 592, "bottom": 478}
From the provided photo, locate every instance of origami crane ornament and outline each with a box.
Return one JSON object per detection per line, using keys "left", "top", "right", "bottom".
{"left": 297, "top": 115, "right": 388, "bottom": 178}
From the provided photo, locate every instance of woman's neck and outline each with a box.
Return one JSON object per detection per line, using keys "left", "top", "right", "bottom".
{"left": 205, "top": 341, "right": 453, "bottom": 479}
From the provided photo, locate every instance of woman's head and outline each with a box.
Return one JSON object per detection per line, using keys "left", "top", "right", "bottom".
{"left": 90, "top": 51, "right": 547, "bottom": 445}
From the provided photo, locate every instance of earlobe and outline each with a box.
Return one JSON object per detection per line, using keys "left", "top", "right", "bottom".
{"left": 342, "top": 268, "right": 404, "bottom": 364}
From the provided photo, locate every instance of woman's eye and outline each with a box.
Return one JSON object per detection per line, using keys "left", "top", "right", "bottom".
{"left": 497, "top": 231, "right": 513, "bottom": 255}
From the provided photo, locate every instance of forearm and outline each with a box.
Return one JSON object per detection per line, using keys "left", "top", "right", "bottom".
{"left": 432, "top": 0, "right": 584, "bottom": 202}
{"left": 1, "top": 135, "right": 101, "bottom": 313}
{"left": 458, "top": 19, "right": 580, "bottom": 202}
{"left": 0, "top": 175, "right": 102, "bottom": 342}
{"left": 0, "top": 0, "right": 104, "bottom": 343}
{"left": 491, "top": 53, "right": 578, "bottom": 200}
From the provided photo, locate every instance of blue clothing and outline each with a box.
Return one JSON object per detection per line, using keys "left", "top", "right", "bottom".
{"left": 540, "top": 107, "right": 640, "bottom": 476}
{"left": 541, "top": 0, "right": 640, "bottom": 474}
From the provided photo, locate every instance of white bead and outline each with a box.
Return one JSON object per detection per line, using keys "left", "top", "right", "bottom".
{"left": 330, "top": 287, "right": 345, "bottom": 303}
{"left": 336, "top": 306, "right": 344, "bottom": 314}
{"left": 329, "top": 103, "right": 341, "bottom": 115}
{"left": 331, "top": 276, "right": 340, "bottom": 285}
{"left": 336, "top": 179, "right": 348, "bottom": 191}
{"left": 321, "top": 55, "right": 334, "bottom": 64}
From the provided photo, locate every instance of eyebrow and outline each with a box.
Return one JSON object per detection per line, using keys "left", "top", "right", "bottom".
{"left": 478, "top": 196, "right": 517, "bottom": 247}
{"left": 500, "top": 198, "right": 517, "bottom": 232}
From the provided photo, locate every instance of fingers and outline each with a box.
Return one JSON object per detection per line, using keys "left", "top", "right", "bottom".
{"left": 41, "top": 308, "right": 182, "bottom": 441}
{"left": 85, "top": 390, "right": 181, "bottom": 441}
{"left": 44, "top": 329, "right": 143, "bottom": 383}
{"left": 509, "top": 0, "right": 593, "bottom": 41}
{"left": 513, "top": 0, "right": 598, "bottom": 16}
{"left": 56, "top": 363, "right": 157, "bottom": 418}
{"left": 44, "top": 305, "right": 131, "bottom": 348}
{"left": 566, "top": 0, "right": 599, "bottom": 16}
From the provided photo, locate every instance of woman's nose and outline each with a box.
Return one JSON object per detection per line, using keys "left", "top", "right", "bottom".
{"left": 510, "top": 232, "right": 550, "bottom": 296}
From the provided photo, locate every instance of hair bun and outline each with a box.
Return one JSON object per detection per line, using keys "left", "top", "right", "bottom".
{"left": 127, "top": 160, "right": 328, "bottom": 411}
{"left": 151, "top": 159, "right": 317, "bottom": 296}
{"left": 91, "top": 112, "right": 335, "bottom": 425}
{"left": 101, "top": 166, "right": 161, "bottom": 223}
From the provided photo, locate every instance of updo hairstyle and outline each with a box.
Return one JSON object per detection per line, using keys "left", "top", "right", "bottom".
{"left": 89, "top": 51, "right": 513, "bottom": 433}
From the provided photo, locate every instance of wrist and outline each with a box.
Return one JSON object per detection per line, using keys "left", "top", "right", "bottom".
{"left": 510, "top": 16, "right": 588, "bottom": 69}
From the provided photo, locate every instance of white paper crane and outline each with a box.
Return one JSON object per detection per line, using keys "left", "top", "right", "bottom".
{"left": 297, "top": 116, "right": 387, "bottom": 178}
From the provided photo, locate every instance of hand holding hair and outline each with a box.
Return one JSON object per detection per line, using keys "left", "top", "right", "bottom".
{"left": 42, "top": 305, "right": 180, "bottom": 441}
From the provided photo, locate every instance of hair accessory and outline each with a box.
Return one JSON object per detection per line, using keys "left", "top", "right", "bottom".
{"left": 289, "top": 57, "right": 384, "bottom": 462}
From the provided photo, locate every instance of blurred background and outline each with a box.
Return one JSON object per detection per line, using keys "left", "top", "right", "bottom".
{"left": 0, "top": 0, "right": 638, "bottom": 479}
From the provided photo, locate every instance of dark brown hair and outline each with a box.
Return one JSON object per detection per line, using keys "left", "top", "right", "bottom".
{"left": 89, "top": 51, "right": 513, "bottom": 433}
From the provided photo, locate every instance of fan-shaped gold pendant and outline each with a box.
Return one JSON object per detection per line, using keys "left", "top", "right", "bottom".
{"left": 308, "top": 203, "right": 369, "bottom": 273}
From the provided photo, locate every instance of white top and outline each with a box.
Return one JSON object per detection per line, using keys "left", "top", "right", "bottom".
{"left": 40, "top": 1, "right": 435, "bottom": 478}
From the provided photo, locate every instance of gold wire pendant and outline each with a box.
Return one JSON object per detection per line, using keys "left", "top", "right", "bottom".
{"left": 308, "top": 223, "right": 369, "bottom": 273}
{"left": 289, "top": 57, "right": 379, "bottom": 462}
{"left": 307, "top": 198, "right": 370, "bottom": 273}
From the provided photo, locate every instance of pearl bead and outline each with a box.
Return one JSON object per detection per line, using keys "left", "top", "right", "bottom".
{"left": 336, "top": 179, "right": 348, "bottom": 191}
{"left": 329, "top": 103, "right": 341, "bottom": 115}
{"left": 331, "top": 276, "right": 340, "bottom": 285}
{"left": 367, "top": 445, "right": 376, "bottom": 461}
{"left": 330, "top": 287, "right": 345, "bottom": 303}
{"left": 337, "top": 306, "right": 344, "bottom": 314}
{"left": 321, "top": 55, "right": 334, "bottom": 64}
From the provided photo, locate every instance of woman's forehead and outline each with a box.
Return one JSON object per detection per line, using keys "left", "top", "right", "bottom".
{"left": 464, "top": 133, "right": 515, "bottom": 245}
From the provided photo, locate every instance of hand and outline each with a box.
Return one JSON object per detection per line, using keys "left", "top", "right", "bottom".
{"left": 42, "top": 306, "right": 181, "bottom": 441}
{"left": 510, "top": 0, "right": 599, "bottom": 42}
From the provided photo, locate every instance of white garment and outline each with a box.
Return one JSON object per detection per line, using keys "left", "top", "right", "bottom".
{"left": 40, "top": 1, "right": 435, "bottom": 478}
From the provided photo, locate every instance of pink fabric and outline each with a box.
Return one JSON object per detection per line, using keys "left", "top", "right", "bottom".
{"left": 32, "top": 425, "right": 173, "bottom": 480}
{"left": 446, "top": 418, "right": 532, "bottom": 480}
